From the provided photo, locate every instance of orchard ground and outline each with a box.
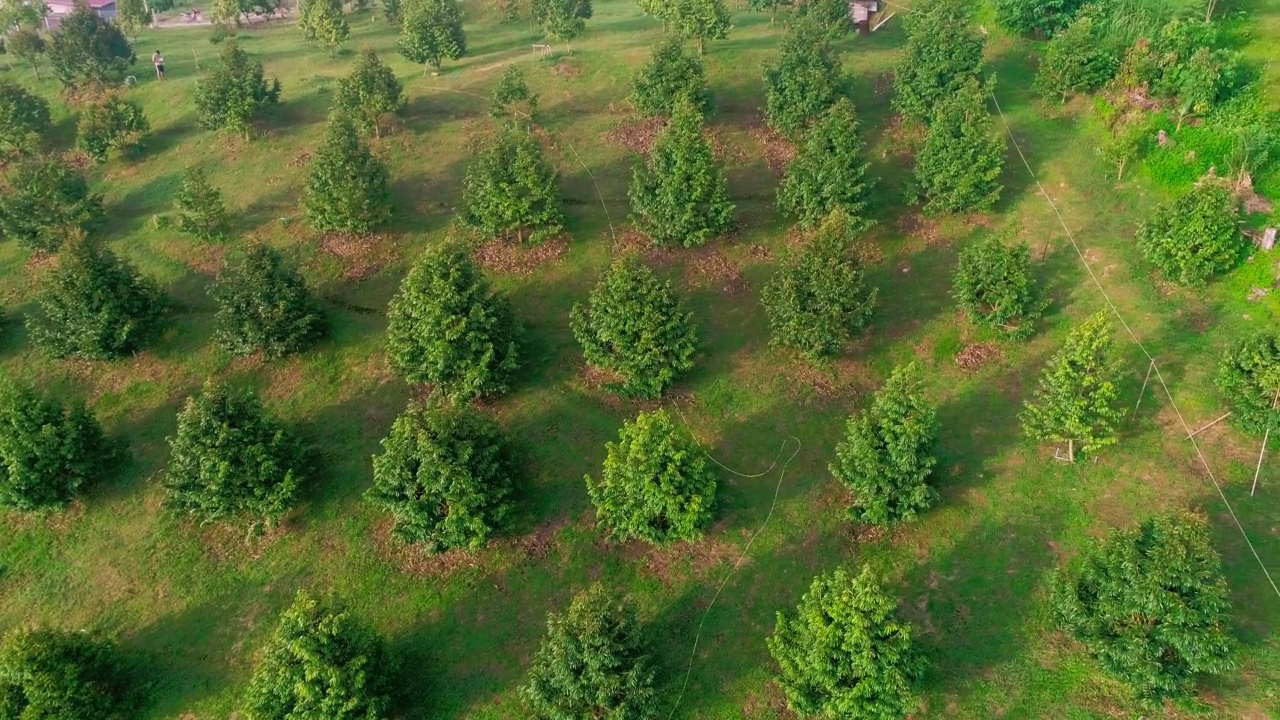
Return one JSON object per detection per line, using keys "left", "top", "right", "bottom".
{"left": 1, "top": 1, "right": 1278, "bottom": 718}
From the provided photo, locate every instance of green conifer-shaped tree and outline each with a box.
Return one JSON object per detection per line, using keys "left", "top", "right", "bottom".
{"left": 461, "top": 123, "right": 563, "bottom": 244}
{"left": 776, "top": 98, "right": 875, "bottom": 229}
{"left": 913, "top": 77, "right": 1005, "bottom": 215}
{"left": 302, "top": 112, "right": 393, "bottom": 234}
{"left": 763, "top": 19, "right": 843, "bottom": 139}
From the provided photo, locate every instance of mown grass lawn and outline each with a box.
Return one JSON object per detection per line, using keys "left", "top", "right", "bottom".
{"left": 0, "top": 0, "right": 1277, "bottom": 717}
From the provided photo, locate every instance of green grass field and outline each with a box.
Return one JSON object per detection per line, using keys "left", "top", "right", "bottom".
{"left": 1, "top": 0, "right": 1278, "bottom": 717}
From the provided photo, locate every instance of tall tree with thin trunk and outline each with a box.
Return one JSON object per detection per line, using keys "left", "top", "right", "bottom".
{"left": 892, "top": 0, "right": 985, "bottom": 125}
{"left": 398, "top": 0, "right": 466, "bottom": 71}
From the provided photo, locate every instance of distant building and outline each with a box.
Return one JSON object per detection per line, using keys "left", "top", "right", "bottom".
{"left": 849, "top": 0, "right": 879, "bottom": 34}
{"left": 44, "top": 0, "right": 118, "bottom": 29}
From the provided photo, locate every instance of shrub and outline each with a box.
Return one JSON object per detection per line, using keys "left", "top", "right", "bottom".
{"left": 461, "top": 124, "right": 563, "bottom": 244}
{"left": 1019, "top": 311, "right": 1122, "bottom": 462}
{"left": 587, "top": 408, "right": 715, "bottom": 544}
{"left": 244, "top": 591, "right": 394, "bottom": 720}
{"left": 763, "top": 19, "right": 843, "bottom": 139}
{"left": 1137, "top": 183, "right": 1243, "bottom": 286}
{"left": 8, "top": 29, "right": 47, "bottom": 80}
{"left": 993, "top": 0, "right": 1089, "bottom": 37}
{"left": 334, "top": 49, "right": 404, "bottom": 137}
{"left": 302, "top": 112, "right": 393, "bottom": 234}
{"left": 297, "top": 0, "right": 349, "bottom": 54}
{"left": 0, "top": 380, "right": 108, "bottom": 511}
{"left": 776, "top": 98, "right": 876, "bottom": 229}
{"left": 952, "top": 234, "right": 1043, "bottom": 338}
{"left": 1116, "top": 19, "right": 1241, "bottom": 128}
{"left": 768, "top": 565, "right": 923, "bottom": 718}
{"left": 0, "top": 628, "right": 129, "bottom": 719}
{"left": 1215, "top": 332, "right": 1280, "bottom": 436}
{"left": 628, "top": 98, "right": 733, "bottom": 248}
{"left": 1050, "top": 512, "right": 1235, "bottom": 700}
{"left": 195, "top": 41, "right": 282, "bottom": 137}
{"left": 163, "top": 381, "right": 303, "bottom": 524}
{"left": 762, "top": 211, "right": 876, "bottom": 361}
{"left": 665, "top": 0, "right": 730, "bottom": 55}
{"left": 0, "top": 78, "right": 50, "bottom": 157}
{"left": 212, "top": 245, "right": 325, "bottom": 358}
{"left": 27, "top": 237, "right": 166, "bottom": 360}
{"left": 830, "top": 363, "right": 938, "bottom": 525}
{"left": 913, "top": 77, "right": 1005, "bottom": 215}
{"left": 570, "top": 256, "right": 697, "bottom": 398}
{"left": 531, "top": 0, "right": 590, "bottom": 43}
{"left": 521, "top": 584, "right": 658, "bottom": 719}
{"left": 77, "top": 95, "right": 150, "bottom": 163}
{"left": 398, "top": 0, "right": 466, "bottom": 71}
{"left": 490, "top": 65, "right": 539, "bottom": 120}
{"left": 0, "top": 156, "right": 105, "bottom": 252}
{"left": 892, "top": 0, "right": 985, "bottom": 125}
{"left": 629, "top": 35, "right": 711, "bottom": 118}
{"left": 749, "top": 0, "right": 792, "bottom": 24}
{"left": 47, "top": 2, "right": 135, "bottom": 87}
{"left": 173, "top": 167, "right": 229, "bottom": 241}
{"left": 366, "top": 401, "right": 517, "bottom": 551}
{"left": 386, "top": 246, "right": 521, "bottom": 401}
{"left": 1033, "top": 14, "right": 1118, "bottom": 102}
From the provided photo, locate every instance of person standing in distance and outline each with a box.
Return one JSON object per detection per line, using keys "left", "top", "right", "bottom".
{"left": 153, "top": 50, "right": 165, "bottom": 80}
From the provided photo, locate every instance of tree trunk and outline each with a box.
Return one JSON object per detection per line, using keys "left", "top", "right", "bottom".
{"left": 1067, "top": 439, "right": 1075, "bottom": 463}
{"left": 698, "top": 36, "right": 705, "bottom": 55}
{"left": 1205, "top": 0, "right": 1217, "bottom": 22}
{"left": 29, "top": 59, "right": 39, "bottom": 80}
{"left": 1117, "top": 159, "right": 1126, "bottom": 181}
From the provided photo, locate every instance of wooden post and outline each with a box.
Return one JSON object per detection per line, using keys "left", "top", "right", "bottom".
{"left": 1068, "top": 439, "right": 1074, "bottom": 463}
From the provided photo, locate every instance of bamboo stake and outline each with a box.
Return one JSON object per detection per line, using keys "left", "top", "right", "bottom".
{"left": 1187, "top": 411, "right": 1232, "bottom": 439}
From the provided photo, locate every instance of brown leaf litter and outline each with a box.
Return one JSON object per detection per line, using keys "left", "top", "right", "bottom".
{"left": 749, "top": 126, "right": 797, "bottom": 176}
{"left": 607, "top": 116, "right": 666, "bottom": 155}
{"left": 473, "top": 235, "right": 568, "bottom": 275}
{"left": 955, "top": 342, "right": 1002, "bottom": 371}
{"left": 320, "top": 232, "right": 398, "bottom": 281}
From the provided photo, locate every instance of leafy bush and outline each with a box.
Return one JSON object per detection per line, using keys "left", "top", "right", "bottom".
{"left": 952, "top": 234, "right": 1043, "bottom": 338}
{"left": 297, "top": 0, "right": 349, "bottom": 54}
{"left": 212, "top": 245, "right": 326, "bottom": 358}
{"left": 0, "top": 78, "right": 50, "bottom": 157}
{"left": 47, "top": 2, "right": 135, "bottom": 87}
{"left": 521, "top": 584, "right": 658, "bottom": 719}
{"left": 398, "top": 0, "right": 466, "bottom": 71}
{"left": 366, "top": 401, "right": 517, "bottom": 551}
{"left": 913, "top": 77, "right": 1005, "bottom": 215}
{"left": 0, "top": 380, "right": 108, "bottom": 511}
{"left": 1019, "top": 311, "right": 1122, "bottom": 462}
{"left": 830, "top": 363, "right": 938, "bottom": 526}
{"left": 762, "top": 211, "right": 876, "bottom": 361}
{"left": 1116, "top": 19, "right": 1242, "bottom": 128}
{"left": 570, "top": 255, "right": 697, "bottom": 398}
{"left": 386, "top": 246, "right": 521, "bottom": 401}
{"left": 461, "top": 124, "right": 563, "bottom": 244}
{"left": 195, "top": 41, "right": 282, "bottom": 137}
{"left": 1051, "top": 511, "right": 1235, "bottom": 700}
{"left": 173, "top": 167, "right": 229, "bottom": 241}
{"left": 993, "top": 0, "right": 1089, "bottom": 37}
{"left": 303, "top": 112, "right": 393, "bottom": 234}
{"left": 892, "top": 0, "right": 985, "bottom": 125}
{"left": 531, "top": 0, "right": 590, "bottom": 42}
{"left": 776, "top": 98, "right": 876, "bottom": 229}
{"left": 0, "top": 156, "right": 105, "bottom": 252}
{"left": 490, "top": 65, "right": 538, "bottom": 120}
{"left": 768, "top": 565, "right": 923, "bottom": 718}
{"left": 1137, "top": 183, "right": 1243, "bottom": 286}
{"left": 749, "top": 0, "right": 792, "bottom": 24}
{"left": 763, "top": 19, "right": 843, "bottom": 139}
{"left": 0, "top": 628, "right": 129, "bottom": 719}
{"left": 27, "top": 237, "right": 166, "bottom": 360}
{"left": 77, "top": 95, "right": 150, "bottom": 163}
{"left": 163, "top": 381, "right": 303, "bottom": 524}
{"left": 8, "top": 29, "right": 47, "bottom": 80}
{"left": 334, "top": 48, "right": 404, "bottom": 137}
{"left": 1215, "top": 332, "right": 1280, "bottom": 436}
{"left": 629, "top": 35, "right": 711, "bottom": 118}
{"left": 1034, "top": 14, "right": 1118, "bottom": 102}
{"left": 243, "top": 591, "right": 394, "bottom": 720}
{"left": 628, "top": 98, "right": 733, "bottom": 247}
{"left": 587, "top": 408, "right": 715, "bottom": 544}
{"left": 664, "top": 0, "right": 730, "bottom": 55}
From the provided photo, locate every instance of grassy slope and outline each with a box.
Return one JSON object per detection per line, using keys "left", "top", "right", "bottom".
{"left": 0, "top": 1, "right": 1277, "bottom": 718}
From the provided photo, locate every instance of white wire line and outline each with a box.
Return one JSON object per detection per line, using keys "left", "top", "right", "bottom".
{"left": 989, "top": 92, "right": 1280, "bottom": 600}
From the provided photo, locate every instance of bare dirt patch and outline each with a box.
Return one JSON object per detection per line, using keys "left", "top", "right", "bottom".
{"left": 785, "top": 356, "right": 876, "bottom": 403}
{"left": 746, "top": 243, "right": 772, "bottom": 261}
{"left": 707, "top": 125, "right": 751, "bottom": 165}
{"left": 742, "top": 682, "right": 797, "bottom": 720}
{"left": 749, "top": 126, "right": 797, "bottom": 177}
{"left": 185, "top": 242, "right": 228, "bottom": 276}
{"left": 550, "top": 58, "right": 582, "bottom": 76}
{"left": 320, "top": 232, "right": 399, "bottom": 282}
{"left": 473, "top": 236, "right": 569, "bottom": 275}
{"left": 955, "top": 342, "right": 1002, "bottom": 371}
{"left": 582, "top": 363, "right": 625, "bottom": 391}
{"left": 634, "top": 530, "right": 746, "bottom": 585}
{"left": 896, "top": 212, "right": 944, "bottom": 246}
{"left": 198, "top": 518, "right": 289, "bottom": 564}
{"left": 607, "top": 116, "right": 665, "bottom": 155}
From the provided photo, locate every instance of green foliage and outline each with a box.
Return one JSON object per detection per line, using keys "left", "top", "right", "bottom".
{"left": 1034, "top": 14, "right": 1119, "bottom": 102}
{"left": 762, "top": 211, "right": 877, "bottom": 361}
{"left": 913, "top": 77, "right": 1005, "bottom": 215}
{"left": 366, "top": 401, "right": 517, "bottom": 551}
{"left": 1099, "top": 110, "right": 1149, "bottom": 181}
{"left": 0, "top": 78, "right": 50, "bottom": 157}
{"left": 1019, "top": 311, "right": 1122, "bottom": 461}
{"left": 0, "top": 628, "right": 128, "bottom": 720}
{"left": 398, "top": 0, "right": 466, "bottom": 71}
{"left": 586, "top": 408, "right": 714, "bottom": 544}
{"left": 489, "top": 65, "right": 538, "bottom": 120}
{"left": 793, "top": 0, "right": 849, "bottom": 39}
{"left": 302, "top": 112, "right": 393, "bottom": 234}
{"left": 1116, "top": 19, "right": 1241, "bottom": 125}
{"left": 0, "top": 380, "right": 108, "bottom": 512}
{"left": 521, "top": 584, "right": 658, "bottom": 720}
{"left": 297, "top": 0, "right": 349, "bottom": 54}
{"left": 28, "top": 237, "right": 165, "bottom": 360}
{"left": 173, "top": 166, "right": 229, "bottom": 241}
{"left": 664, "top": 0, "right": 729, "bottom": 55}
{"left": 629, "top": 35, "right": 711, "bottom": 118}
{"left": 531, "top": 0, "right": 589, "bottom": 42}
{"left": 748, "top": 0, "right": 791, "bottom": 24}
{"left": 570, "top": 255, "right": 697, "bottom": 398}
{"left": 768, "top": 565, "right": 923, "bottom": 718}
{"left": 0, "top": 0, "right": 49, "bottom": 31}
{"left": 115, "top": 0, "right": 152, "bottom": 37}
{"left": 0, "top": 155, "right": 104, "bottom": 252}
{"left": 952, "top": 234, "right": 1043, "bottom": 338}
{"left": 993, "top": 0, "right": 1089, "bottom": 37}
{"left": 46, "top": 2, "right": 134, "bottom": 87}
{"left": 1137, "top": 183, "right": 1243, "bottom": 286}
{"left": 461, "top": 124, "right": 563, "bottom": 243}
{"left": 1215, "top": 332, "right": 1280, "bottom": 436}
{"left": 381, "top": 0, "right": 401, "bottom": 25}
{"left": 386, "top": 246, "right": 521, "bottom": 401}
{"left": 76, "top": 95, "right": 149, "bottom": 163}
{"left": 892, "top": 0, "right": 984, "bottom": 125}
{"left": 194, "top": 41, "right": 282, "bottom": 137}
{"left": 830, "top": 363, "right": 938, "bottom": 526}
{"left": 8, "top": 28, "right": 47, "bottom": 80}
{"left": 777, "top": 98, "right": 876, "bottom": 229}
{"left": 1051, "top": 512, "right": 1235, "bottom": 700}
{"left": 763, "top": 20, "right": 843, "bottom": 139}
{"left": 243, "top": 591, "right": 394, "bottom": 720}
{"left": 628, "top": 98, "right": 733, "bottom": 247}
{"left": 163, "top": 381, "right": 303, "bottom": 524}
{"left": 212, "top": 244, "right": 326, "bottom": 358}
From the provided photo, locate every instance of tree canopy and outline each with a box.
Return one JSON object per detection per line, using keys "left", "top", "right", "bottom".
{"left": 776, "top": 98, "right": 876, "bottom": 229}
{"left": 173, "top": 167, "right": 229, "bottom": 241}
{"left": 763, "top": 19, "right": 843, "bottom": 139}
{"left": 1215, "top": 332, "right": 1280, "bottom": 436}
{"left": 335, "top": 49, "right": 404, "bottom": 137}
{"left": 211, "top": 244, "right": 326, "bottom": 358}
{"left": 0, "top": 628, "right": 129, "bottom": 720}
{"left": 490, "top": 65, "right": 539, "bottom": 120}
{"left": 398, "top": 0, "right": 466, "bottom": 71}
{"left": 194, "top": 41, "right": 282, "bottom": 137}
{"left": 461, "top": 123, "right": 563, "bottom": 244}
{"left": 993, "top": 0, "right": 1090, "bottom": 37}
{"left": 1137, "top": 183, "right": 1244, "bottom": 286}
{"left": 77, "top": 95, "right": 150, "bottom": 163}
{"left": 913, "top": 77, "right": 1005, "bottom": 215}
{"left": 47, "top": 2, "right": 135, "bottom": 87}
{"left": 629, "top": 35, "right": 712, "bottom": 118}
{"left": 663, "top": 0, "right": 730, "bottom": 55}
{"left": 1033, "top": 13, "right": 1118, "bottom": 102}
{"left": 952, "top": 233, "right": 1043, "bottom": 338}
{"left": 0, "top": 155, "right": 105, "bottom": 252}
{"left": 0, "top": 380, "right": 108, "bottom": 512}
{"left": 892, "top": 0, "right": 985, "bottom": 125}
{"left": 297, "top": 0, "right": 349, "bottom": 54}
{"left": 302, "top": 112, "right": 393, "bottom": 234}
{"left": 0, "top": 78, "right": 50, "bottom": 158}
